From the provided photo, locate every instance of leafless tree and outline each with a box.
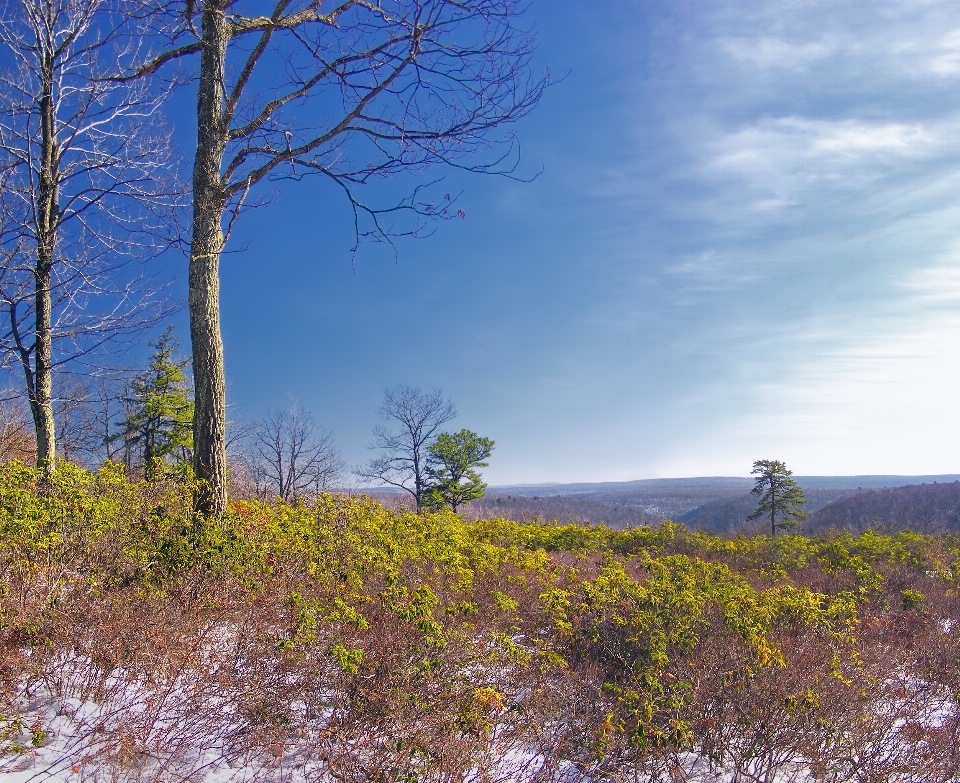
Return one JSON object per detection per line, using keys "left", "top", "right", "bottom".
{"left": 0, "top": 0, "right": 182, "bottom": 471}
{"left": 246, "top": 403, "right": 343, "bottom": 502}
{"left": 357, "top": 384, "right": 455, "bottom": 512}
{"left": 53, "top": 377, "right": 103, "bottom": 465}
{"left": 88, "top": 371, "right": 131, "bottom": 464}
{"left": 121, "top": 0, "right": 546, "bottom": 514}
{"left": 0, "top": 391, "right": 37, "bottom": 462}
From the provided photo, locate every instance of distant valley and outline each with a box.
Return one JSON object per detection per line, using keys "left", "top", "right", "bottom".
{"left": 473, "top": 474, "right": 960, "bottom": 533}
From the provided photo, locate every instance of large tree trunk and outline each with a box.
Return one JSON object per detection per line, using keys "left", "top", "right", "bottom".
{"left": 190, "top": 3, "right": 229, "bottom": 515}
{"left": 31, "top": 49, "right": 57, "bottom": 471}
{"left": 30, "top": 257, "right": 55, "bottom": 470}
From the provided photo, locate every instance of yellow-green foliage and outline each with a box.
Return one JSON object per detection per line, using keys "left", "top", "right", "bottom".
{"left": 0, "top": 461, "right": 957, "bottom": 764}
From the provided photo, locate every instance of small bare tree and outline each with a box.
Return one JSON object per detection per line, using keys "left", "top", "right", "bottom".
{"left": 247, "top": 404, "right": 343, "bottom": 502}
{"left": 357, "top": 385, "right": 456, "bottom": 512}
{"left": 53, "top": 377, "right": 106, "bottom": 465}
{"left": 0, "top": 391, "right": 37, "bottom": 462}
{"left": 122, "top": 0, "right": 547, "bottom": 514}
{"left": 0, "top": 0, "right": 181, "bottom": 470}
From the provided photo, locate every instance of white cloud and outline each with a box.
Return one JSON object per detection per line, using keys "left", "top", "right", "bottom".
{"left": 775, "top": 312, "right": 960, "bottom": 474}
{"left": 700, "top": 117, "right": 942, "bottom": 214}
{"left": 900, "top": 256, "right": 960, "bottom": 305}
{"left": 715, "top": 4, "right": 960, "bottom": 82}
{"left": 662, "top": 251, "right": 761, "bottom": 300}
{"left": 719, "top": 36, "right": 836, "bottom": 71}
{"left": 712, "top": 117, "right": 934, "bottom": 173}
{"left": 918, "top": 28, "right": 960, "bottom": 74}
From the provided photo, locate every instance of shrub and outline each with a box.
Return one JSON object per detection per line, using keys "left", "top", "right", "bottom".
{"left": 0, "top": 465, "right": 956, "bottom": 781}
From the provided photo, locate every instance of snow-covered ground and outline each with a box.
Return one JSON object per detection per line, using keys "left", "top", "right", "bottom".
{"left": 1, "top": 645, "right": 955, "bottom": 783}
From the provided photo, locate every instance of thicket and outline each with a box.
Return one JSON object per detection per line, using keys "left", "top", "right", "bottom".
{"left": 0, "top": 462, "right": 957, "bottom": 781}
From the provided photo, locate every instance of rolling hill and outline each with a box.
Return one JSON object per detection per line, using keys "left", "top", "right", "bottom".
{"left": 808, "top": 480, "right": 960, "bottom": 533}
{"left": 480, "top": 475, "right": 960, "bottom": 532}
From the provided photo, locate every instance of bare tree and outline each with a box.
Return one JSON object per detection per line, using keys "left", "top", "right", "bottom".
{"left": 7, "top": 370, "right": 138, "bottom": 468}
{"left": 87, "top": 371, "right": 131, "bottom": 464}
{"left": 53, "top": 377, "right": 105, "bottom": 465}
{"left": 357, "top": 384, "right": 456, "bottom": 512}
{"left": 0, "top": 391, "right": 37, "bottom": 462}
{"left": 0, "top": 0, "right": 181, "bottom": 471}
{"left": 247, "top": 403, "right": 343, "bottom": 502}
{"left": 121, "top": 0, "right": 546, "bottom": 514}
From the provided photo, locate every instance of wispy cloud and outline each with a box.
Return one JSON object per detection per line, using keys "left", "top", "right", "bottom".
{"left": 703, "top": 117, "right": 940, "bottom": 212}
{"left": 718, "top": 36, "right": 836, "bottom": 71}
{"left": 413, "top": 0, "right": 960, "bottom": 482}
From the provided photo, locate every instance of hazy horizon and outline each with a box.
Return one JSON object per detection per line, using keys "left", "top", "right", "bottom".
{"left": 364, "top": 473, "right": 960, "bottom": 493}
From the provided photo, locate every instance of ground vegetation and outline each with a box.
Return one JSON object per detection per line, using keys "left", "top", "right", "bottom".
{"left": 0, "top": 463, "right": 956, "bottom": 781}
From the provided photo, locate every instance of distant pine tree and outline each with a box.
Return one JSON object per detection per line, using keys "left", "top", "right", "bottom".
{"left": 747, "top": 459, "right": 807, "bottom": 537}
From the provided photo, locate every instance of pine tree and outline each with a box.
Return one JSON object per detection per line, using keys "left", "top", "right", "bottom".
{"left": 747, "top": 459, "right": 808, "bottom": 537}
{"left": 117, "top": 327, "right": 193, "bottom": 479}
{"left": 423, "top": 429, "right": 494, "bottom": 513}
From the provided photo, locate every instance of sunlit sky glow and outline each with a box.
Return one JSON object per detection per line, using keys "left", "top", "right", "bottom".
{"left": 172, "top": 0, "right": 960, "bottom": 484}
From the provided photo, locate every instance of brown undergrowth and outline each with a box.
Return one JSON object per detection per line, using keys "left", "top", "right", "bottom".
{"left": 0, "top": 461, "right": 957, "bottom": 781}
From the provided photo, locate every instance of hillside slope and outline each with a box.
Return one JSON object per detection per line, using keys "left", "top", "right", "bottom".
{"left": 809, "top": 481, "right": 960, "bottom": 533}
{"left": 489, "top": 475, "right": 960, "bottom": 525}
{"left": 465, "top": 493, "right": 664, "bottom": 528}
{"left": 678, "top": 488, "right": 861, "bottom": 533}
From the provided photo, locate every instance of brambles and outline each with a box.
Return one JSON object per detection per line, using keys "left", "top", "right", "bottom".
{"left": 0, "top": 467, "right": 957, "bottom": 780}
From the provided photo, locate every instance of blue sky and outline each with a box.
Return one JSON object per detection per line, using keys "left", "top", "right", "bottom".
{"left": 174, "top": 0, "right": 960, "bottom": 484}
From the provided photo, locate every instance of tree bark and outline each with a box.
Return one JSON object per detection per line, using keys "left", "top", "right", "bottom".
{"left": 770, "top": 485, "right": 776, "bottom": 537}
{"left": 32, "top": 48, "right": 57, "bottom": 472}
{"left": 190, "top": 3, "right": 229, "bottom": 515}
{"left": 30, "top": 256, "right": 54, "bottom": 470}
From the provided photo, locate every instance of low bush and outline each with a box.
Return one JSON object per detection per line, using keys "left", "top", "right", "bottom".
{"left": 0, "top": 461, "right": 956, "bottom": 781}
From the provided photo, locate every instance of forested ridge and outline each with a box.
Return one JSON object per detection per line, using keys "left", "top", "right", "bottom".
{"left": 807, "top": 482, "right": 960, "bottom": 534}
{"left": 0, "top": 462, "right": 958, "bottom": 781}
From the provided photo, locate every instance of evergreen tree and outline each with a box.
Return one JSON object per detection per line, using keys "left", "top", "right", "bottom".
{"left": 117, "top": 327, "right": 193, "bottom": 478}
{"left": 423, "top": 429, "right": 494, "bottom": 513}
{"left": 747, "top": 459, "right": 807, "bottom": 537}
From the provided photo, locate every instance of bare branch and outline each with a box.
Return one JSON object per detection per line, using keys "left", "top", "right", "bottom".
{"left": 105, "top": 41, "right": 202, "bottom": 82}
{"left": 0, "top": 0, "right": 187, "bottom": 465}
{"left": 245, "top": 402, "right": 343, "bottom": 502}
